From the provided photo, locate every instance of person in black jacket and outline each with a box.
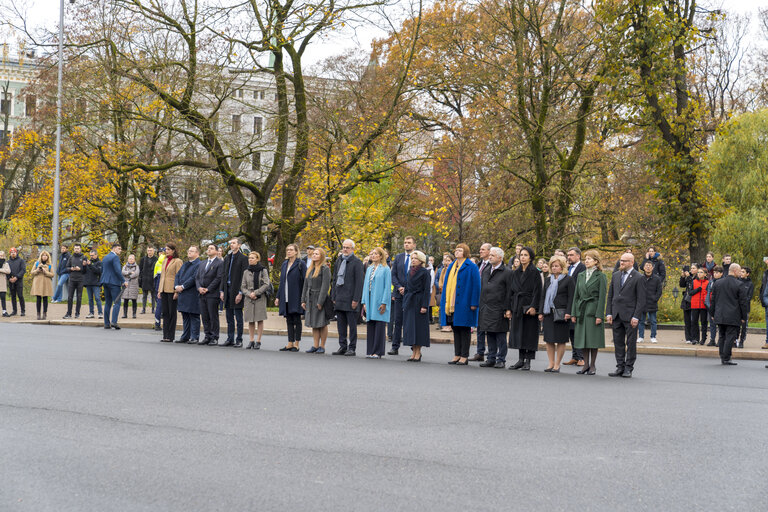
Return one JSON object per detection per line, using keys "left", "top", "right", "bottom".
{"left": 7, "top": 247, "right": 26, "bottom": 316}
{"left": 196, "top": 244, "right": 224, "bottom": 345}
{"left": 638, "top": 261, "right": 662, "bottom": 344}
{"left": 477, "top": 247, "right": 512, "bottom": 368}
{"left": 737, "top": 267, "right": 754, "bottom": 349}
{"left": 508, "top": 247, "right": 543, "bottom": 371}
{"left": 538, "top": 255, "right": 574, "bottom": 372}
{"left": 139, "top": 247, "right": 157, "bottom": 314}
{"left": 275, "top": 244, "right": 306, "bottom": 352}
{"left": 760, "top": 258, "right": 768, "bottom": 350}
{"left": 83, "top": 248, "right": 103, "bottom": 319}
{"left": 221, "top": 238, "right": 249, "bottom": 347}
{"left": 710, "top": 264, "right": 749, "bottom": 365}
{"left": 402, "top": 251, "right": 432, "bottom": 361}
{"left": 52, "top": 245, "right": 70, "bottom": 303}
{"left": 563, "top": 247, "right": 586, "bottom": 367}
{"left": 641, "top": 246, "right": 667, "bottom": 284}
{"left": 64, "top": 244, "right": 86, "bottom": 319}
{"left": 679, "top": 264, "right": 695, "bottom": 343}
{"left": 331, "top": 239, "right": 365, "bottom": 357}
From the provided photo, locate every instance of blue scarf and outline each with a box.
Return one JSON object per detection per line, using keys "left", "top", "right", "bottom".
{"left": 543, "top": 274, "right": 563, "bottom": 315}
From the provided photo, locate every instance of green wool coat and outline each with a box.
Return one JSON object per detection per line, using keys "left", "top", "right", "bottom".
{"left": 571, "top": 269, "right": 607, "bottom": 349}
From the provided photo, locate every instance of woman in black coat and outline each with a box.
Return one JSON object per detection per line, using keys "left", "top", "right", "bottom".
{"left": 538, "top": 255, "right": 574, "bottom": 372}
{"left": 508, "top": 247, "right": 543, "bottom": 371}
{"left": 402, "top": 251, "right": 432, "bottom": 362}
{"left": 275, "top": 244, "right": 307, "bottom": 351}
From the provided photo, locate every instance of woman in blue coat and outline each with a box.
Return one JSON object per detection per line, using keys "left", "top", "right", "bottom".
{"left": 440, "top": 243, "right": 481, "bottom": 365}
{"left": 361, "top": 247, "right": 392, "bottom": 358}
{"left": 402, "top": 250, "right": 432, "bottom": 362}
{"left": 174, "top": 247, "right": 202, "bottom": 343}
{"left": 275, "top": 244, "right": 306, "bottom": 352}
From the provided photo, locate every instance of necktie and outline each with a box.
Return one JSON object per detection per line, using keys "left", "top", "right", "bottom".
{"left": 206, "top": 259, "right": 211, "bottom": 271}
{"left": 569, "top": 265, "right": 574, "bottom": 276}
{"left": 480, "top": 261, "right": 487, "bottom": 274}
{"left": 404, "top": 254, "right": 410, "bottom": 281}
{"left": 621, "top": 271, "right": 628, "bottom": 286}
{"left": 228, "top": 255, "right": 234, "bottom": 284}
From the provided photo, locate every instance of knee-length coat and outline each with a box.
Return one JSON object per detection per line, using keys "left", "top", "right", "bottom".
{"left": 508, "top": 264, "right": 543, "bottom": 351}
{"left": 439, "top": 259, "right": 481, "bottom": 328}
{"left": 478, "top": 265, "right": 512, "bottom": 333}
{"left": 241, "top": 266, "right": 271, "bottom": 323}
{"left": 402, "top": 266, "right": 432, "bottom": 347}
{"left": 301, "top": 265, "right": 331, "bottom": 328}
{"left": 361, "top": 264, "right": 392, "bottom": 323}
{"left": 175, "top": 259, "right": 201, "bottom": 314}
{"left": 571, "top": 269, "right": 607, "bottom": 349}
{"left": 30, "top": 262, "right": 54, "bottom": 297}
{"left": 277, "top": 258, "right": 306, "bottom": 316}
{"left": 121, "top": 263, "right": 141, "bottom": 300}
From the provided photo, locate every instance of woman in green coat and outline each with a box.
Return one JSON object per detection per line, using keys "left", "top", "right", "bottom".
{"left": 569, "top": 249, "right": 607, "bottom": 375}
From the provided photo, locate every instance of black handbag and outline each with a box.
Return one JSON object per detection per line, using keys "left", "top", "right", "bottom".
{"left": 553, "top": 308, "right": 567, "bottom": 322}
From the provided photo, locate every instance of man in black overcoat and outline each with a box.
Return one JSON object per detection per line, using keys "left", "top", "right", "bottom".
{"left": 478, "top": 247, "right": 512, "bottom": 368}
{"left": 710, "top": 263, "right": 749, "bottom": 365}
{"left": 220, "top": 238, "right": 249, "bottom": 347}
{"left": 331, "top": 239, "right": 364, "bottom": 356}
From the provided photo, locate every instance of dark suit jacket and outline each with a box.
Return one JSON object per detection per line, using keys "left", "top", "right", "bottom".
{"left": 567, "top": 261, "right": 586, "bottom": 280}
{"left": 606, "top": 268, "right": 646, "bottom": 321}
{"left": 391, "top": 252, "right": 412, "bottom": 298}
{"left": 195, "top": 258, "right": 223, "bottom": 300}
{"left": 221, "top": 251, "right": 249, "bottom": 308}
{"left": 331, "top": 254, "right": 364, "bottom": 312}
{"left": 710, "top": 275, "right": 749, "bottom": 326}
{"left": 175, "top": 259, "right": 201, "bottom": 314}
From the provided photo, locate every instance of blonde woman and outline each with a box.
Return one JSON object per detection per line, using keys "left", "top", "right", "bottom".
{"left": 570, "top": 249, "right": 607, "bottom": 375}
{"left": 122, "top": 254, "right": 140, "bottom": 318}
{"left": 31, "top": 251, "right": 55, "bottom": 320}
{"left": 301, "top": 247, "right": 331, "bottom": 353}
{"left": 0, "top": 251, "right": 10, "bottom": 316}
{"left": 361, "top": 247, "right": 392, "bottom": 358}
{"left": 241, "top": 251, "right": 271, "bottom": 349}
{"left": 538, "top": 255, "right": 574, "bottom": 372}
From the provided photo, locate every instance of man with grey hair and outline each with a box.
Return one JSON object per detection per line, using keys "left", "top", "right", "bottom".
{"left": 332, "top": 239, "right": 365, "bottom": 356}
{"left": 710, "top": 263, "right": 749, "bottom": 365}
{"left": 563, "top": 247, "right": 586, "bottom": 366}
{"left": 478, "top": 247, "right": 512, "bottom": 368}
{"left": 471, "top": 242, "right": 493, "bottom": 362}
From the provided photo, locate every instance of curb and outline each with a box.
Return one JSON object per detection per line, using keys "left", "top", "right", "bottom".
{"left": 14, "top": 319, "right": 768, "bottom": 361}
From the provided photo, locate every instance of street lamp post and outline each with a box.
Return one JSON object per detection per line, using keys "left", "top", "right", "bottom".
{"left": 51, "top": 0, "right": 64, "bottom": 276}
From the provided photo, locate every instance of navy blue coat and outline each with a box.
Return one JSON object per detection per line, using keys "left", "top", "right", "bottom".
{"left": 277, "top": 258, "right": 306, "bottom": 316}
{"left": 100, "top": 251, "right": 123, "bottom": 287}
{"left": 402, "top": 266, "right": 432, "bottom": 347}
{"left": 175, "top": 259, "right": 201, "bottom": 314}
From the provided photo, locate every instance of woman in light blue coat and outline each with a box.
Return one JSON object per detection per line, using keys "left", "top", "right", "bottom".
{"left": 361, "top": 247, "right": 392, "bottom": 358}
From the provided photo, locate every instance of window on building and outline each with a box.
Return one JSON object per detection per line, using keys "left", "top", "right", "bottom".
{"left": 253, "top": 116, "right": 262, "bottom": 138}
{"left": 25, "top": 95, "right": 36, "bottom": 117}
{"left": 252, "top": 151, "right": 261, "bottom": 171}
{"left": 0, "top": 92, "right": 12, "bottom": 115}
{"left": 232, "top": 114, "right": 241, "bottom": 133}
{"left": 0, "top": 129, "right": 9, "bottom": 146}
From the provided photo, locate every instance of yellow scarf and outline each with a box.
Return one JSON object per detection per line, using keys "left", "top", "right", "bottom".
{"left": 445, "top": 259, "right": 465, "bottom": 315}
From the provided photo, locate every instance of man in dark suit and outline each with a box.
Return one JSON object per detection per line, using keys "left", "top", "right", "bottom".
{"left": 606, "top": 252, "right": 646, "bottom": 378}
{"left": 221, "top": 238, "right": 249, "bottom": 347}
{"left": 388, "top": 236, "right": 416, "bottom": 355}
{"left": 710, "top": 263, "right": 749, "bottom": 365}
{"left": 471, "top": 243, "right": 493, "bottom": 362}
{"left": 563, "top": 247, "right": 586, "bottom": 366}
{"left": 331, "top": 239, "right": 365, "bottom": 356}
{"left": 175, "top": 246, "right": 202, "bottom": 344}
{"left": 196, "top": 244, "right": 223, "bottom": 345}
{"left": 100, "top": 243, "right": 124, "bottom": 329}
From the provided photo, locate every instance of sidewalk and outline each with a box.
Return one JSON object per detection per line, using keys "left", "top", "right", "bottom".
{"left": 6, "top": 303, "right": 768, "bottom": 361}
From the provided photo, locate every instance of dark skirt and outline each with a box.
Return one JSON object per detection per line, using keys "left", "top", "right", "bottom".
{"left": 542, "top": 313, "right": 569, "bottom": 344}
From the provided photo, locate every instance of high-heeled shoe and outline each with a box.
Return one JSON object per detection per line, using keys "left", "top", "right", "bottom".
{"left": 246, "top": 341, "right": 255, "bottom": 350}
{"left": 448, "top": 359, "right": 460, "bottom": 365}
{"left": 587, "top": 368, "right": 596, "bottom": 375}
{"left": 456, "top": 360, "right": 468, "bottom": 365}
{"left": 576, "top": 367, "right": 590, "bottom": 374}
{"left": 413, "top": 356, "right": 422, "bottom": 362}
{"left": 254, "top": 342, "right": 261, "bottom": 350}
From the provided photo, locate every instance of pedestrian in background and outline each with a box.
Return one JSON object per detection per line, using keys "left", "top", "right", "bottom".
{"left": 435, "top": 252, "right": 453, "bottom": 332}
{"left": 680, "top": 264, "right": 694, "bottom": 344}
{"left": 241, "top": 251, "right": 270, "bottom": 349}
{"left": 441, "top": 243, "right": 480, "bottom": 366}
{"left": 30, "top": 251, "right": 54, "bottom": 320}
{"left": 158, "top": 243, "right": 182, "bottom": 343}
{"left": 361, "top": 247, "right": 391, "bottom": 359}
{"left": 121, "top": 254, "right": 140, "bottom": 319}
{"left": 638, "top": 260, "right": 662, "bottom": 344}
{"left": 153, "top": 248, "right": 165, "bottom": 330}
{"left": 6, "top": 247, "right": 26, "bottom": 317}
{"left": 761, "top": 257, "right": 768, "bottom": 350}
{"left": 737, "top": 267, "right": 754, "bottom": 349}
{"left": 0, "top": 251, "right": 10, "bottom": 317}
{"left": 139, "top": 247, "right": 157, "bottom": 314}
{"left": 64, "top": 244, "right": 86, "bottom": 319}
{"left": 276, "top": 244, "right": 306, "bottom": 352}
{"left": 690, "top": 266, "right": 709, "bottom": 345}
{"left": 83, "top": 248, "right": 103, "bottom": 319}
{"left": 52, "top": 244, "right": 70, "bottom": 304}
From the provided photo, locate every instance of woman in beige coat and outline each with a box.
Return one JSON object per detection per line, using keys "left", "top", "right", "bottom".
{"left": 31, "top": 250, "right": 55, "bottom": 320}
{"left": 241, "top": 251, "right": 271, "bottom": 349}
{"left": 0, "top": 250, "right": 10, "bottom": 316}
{"left": 158, "top": 243, "right": 183, "bottom": 342}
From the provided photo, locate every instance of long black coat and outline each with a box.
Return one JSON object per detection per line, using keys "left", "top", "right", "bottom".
{"left": 508, "top": 264, "right": 542, "bottom": 351}
{"left": 139, "top": 255, "right": 157, "bottom": 290}
{"left": 402, "top": 266, "right": 432, "bottom": 347}
{"left": 277, "top": 258, "right": 306, "bottom": 316}
{"left": 331, "top": 254, "right": 364, "bottom": 312}
{"left": 478, "top": 264, "right": 512, "bottom": 333}
{"left": 710, "top": 275, "right": 749, "bottom": 326}
{"left": 221, "top": 251, "right": 249, "bottom": 309}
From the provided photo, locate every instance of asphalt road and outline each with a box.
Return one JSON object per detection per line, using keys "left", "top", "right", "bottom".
{"left": 1, "top": 323, "right": 767, "bottom": 512}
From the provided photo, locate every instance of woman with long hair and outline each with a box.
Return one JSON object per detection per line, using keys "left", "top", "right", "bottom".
{"left": 241, "top": 251, "right": 271, "bottom": 349}
{"left": 361, "top": 247, "right": 392, "bottom": 358}
{"left": 508, "top": 247, "right": 543, "bottom": 371}
{"left": 30, "top": 251, "right": 54, "bottom": 320}
{"left": 276, "top": 244, "right": 306, "bottom": 352}
{"left": 301, "top": 247, "right": 332, "bottom": 354}
{"left": 570, "top": 249, "right": 607, "bottom": 375}
{"left": 158, "top": 243, "right": 182, "bottom": 343}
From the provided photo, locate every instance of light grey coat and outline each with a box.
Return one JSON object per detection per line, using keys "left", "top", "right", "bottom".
{"left": 122, "top": 263, "right": 141, "bottom": 300}
{"left": 241, "top": 268, "right": 270, "bottom": 323}
{"left": 0, "top": 262, "right": 9, "bottom": 293}
{"left": 301, "top": 265, "right": 331, "bottom": 328}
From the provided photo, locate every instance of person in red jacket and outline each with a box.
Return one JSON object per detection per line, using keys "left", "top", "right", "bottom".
{"left": 690, "top": 267, "right": 710, "bottom": 345}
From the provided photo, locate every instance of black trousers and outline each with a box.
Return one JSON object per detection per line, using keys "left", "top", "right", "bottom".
{"left": 36, "top": 296, "right": 48, "bottom": 315}
{"left": 683, "top": 308, "right": 693, "bottom": 341}
{"left": 1, "top": 291, "right": 6, "bottom": 311}
{"left": 336, "top": 309, "right": 359, "bottom": 351}
{"left": 367, "top": 320, "right": 387, "bottom": 356}
{"left": 486, "top": 331, "right": 508, "bottom": 362}
{"left": 612, "top": 318, "right": 638, "bottom": 371}
{"left": 123, "top": 299, "right": 137, "bottom": 316}
{"left": 691, "top": 309, "right": 708, "bottom": 343}
{"left": 285, "top": 313, "right": 302, "bottom": 342}
{"left": 66, "top": 279, "right": 84, "bottom": 316}
{"left": 452, "top": 326, "right": 472, "bottom": 358}
{"left": 161, "top": 292, "right": 178, "bottom": 341}
{"left": 718, "top": 324, "right": 739, "bottom": 361}
{"left": 391, "top": 296, "right": 404, "bottom": 348}
{"left": 142, "top": 288, "right": 156, "bottom": 312}
{"left": 739, "top": 307, "right": 750, "bottom": 344}
{"left": 200, "top": 297, "right": 220, "bottom": 341}
{"left": 9, "top": 279, "right": 24, "bottom": 313}
{"left": 569, "top": 326, "right": 583, "bottom": 361}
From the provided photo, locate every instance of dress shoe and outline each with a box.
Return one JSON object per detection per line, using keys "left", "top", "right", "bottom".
{"left": 221, "top": 339, "right": 234, "bottom": 347}
{"left": 332, "top": 348, "right": 347, "bottom": 355}
{"left": 246, "top": 341, "right": 256, "bottom": 349}
{"left": 456, "top": 360, "right": 468, "bottom": 365}
{"left": 608, "top": 368, "right": 625, "bottom": 377}
{"left": 306, "top": 346, "right": 318, "bottom": 353}
{"left": 621, "top": 368, "right": 632, "bottom": 378}
{"left": 289, "top": 347, "right": 299, "bottom": 352}
{"left": 448, "top": 359, "right": 459, "bottom": 365}
{"left": 387, "top": 348, "right": 399, "bottom": 355}
{"left": 234, "top": 341, "right": 243, "bottom": 348}
{"left": 111, "top": 324, "right": 121, "bottom": 330}
{"left": 207, "top": 340, "right": 218, "bottom": 346}
{"left": 479, "top": 360, "right": 496, "bottom": 367}
{"left": 707, "top": 341, "right": 716, "bottom": 347}
{"left": 550, "top": 368, "right": 560, "bottom": 373}
{"left": 470, "top": 354, "right": 485, "bottom": 362}
{"left": 721, "top": 360, "right": 737, "bottom": 365}
{"left": 509, "top": 359, "right": 525, "bottom": 370}
{"left": 494, "top": 361, "right": 505, "bottom": 369}
{"left": 521, "top": 359, "right": 531, "bottom": 371}
{"left": 315, "top": 347, "right": 325, "bottom": 354}
{"left": 280, "top": 346, "right": 293, "bottom": 351}
{"left": 344, "top": 351, "right": 356, "bottom": 357}
{"left": 562, "top": 359, "right": 577, "bottom": 365}
{"left": 544, "top": 367, "right": 553, "bottom": 372}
